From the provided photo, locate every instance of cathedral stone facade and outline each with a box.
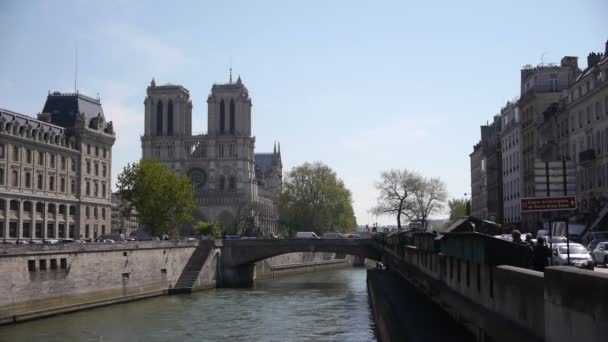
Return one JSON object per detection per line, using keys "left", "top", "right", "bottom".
{"left": 141, "top": 76, "right": 282, "bottom": 236}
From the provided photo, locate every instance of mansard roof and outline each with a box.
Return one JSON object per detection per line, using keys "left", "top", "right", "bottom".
{"left": 0, "top": 107, "right": 65, "bottom": 135}
{"left": 42, "top": 92, "right": 105, "bottom": 128}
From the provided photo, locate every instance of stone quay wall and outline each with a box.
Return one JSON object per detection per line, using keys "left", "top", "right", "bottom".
{"left": 380, "top": 239, "right": 608, "bottom": 342}
{"left": 0, "top": 241, "right": 197, "bottom": 325}
{"left": 0, "top": 241, "right": 355, "bottom": 325}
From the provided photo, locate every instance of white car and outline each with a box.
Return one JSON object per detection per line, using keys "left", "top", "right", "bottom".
{"left": 552, "top": 243, "right": 594, "bottom": 270}
{"left": 591, "top": 241, "right": 608, "bottom": 266}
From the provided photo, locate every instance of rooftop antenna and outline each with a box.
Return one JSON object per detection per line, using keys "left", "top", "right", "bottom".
{"left": 74, "top": 41, "right": 78, "bottom": 92}
{"left": 540, "top": 52, "right": 547, "bottom": 67}
{"left": 229, "top": 57, "right": 233, "bottom": 83}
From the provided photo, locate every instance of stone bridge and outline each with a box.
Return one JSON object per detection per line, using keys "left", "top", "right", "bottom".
{"left": 218, "top": 238, "right": 382, "bottom": 287}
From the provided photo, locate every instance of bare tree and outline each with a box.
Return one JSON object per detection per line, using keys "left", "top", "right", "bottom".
{"left": 372, "top": 169, "right": 420, "bottom": 230}
{"left": 411, "top": 177, "right": 448, "bottom": 229}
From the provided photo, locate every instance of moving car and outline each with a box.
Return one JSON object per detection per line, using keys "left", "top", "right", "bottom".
{"left": 591, "top": 241, "right": 608, "bottom": 266}
{"left": 551, "top": 243, "right": 594, "bottom": 270}
{"left": 323, "top": 232, "right": 343, "bottom": 239}
{"left": 296, "top": 232, "right": 320, "bottom": 239}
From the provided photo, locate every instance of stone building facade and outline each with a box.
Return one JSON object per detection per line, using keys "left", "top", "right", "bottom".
{"left": 0, "top": 92, "right": 115, "bottom": 241}
{"left": 500, "top": 101, "right": 523, "bottom": 224}
{"left": 141, "top": 76, "right": 281, "bottom": 236}
{"left": 110, "top": 191, "right": 138, "bottom": 237}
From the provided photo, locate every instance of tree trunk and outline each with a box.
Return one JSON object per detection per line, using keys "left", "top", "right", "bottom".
{"left": 397, "top": 209, "right": 402, "bottom": 230}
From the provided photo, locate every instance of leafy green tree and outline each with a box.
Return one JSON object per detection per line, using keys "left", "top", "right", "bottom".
{"left": 448, "top": 198, "right": 468, "bottom": 224}
{"left": 278, "top": 162, "right": 357, "bottom": 237}
{"left": 195, "top": 221, "right": 222, "bottom": 238}
{"left": 117, "top": 159, "right": 196, "bottom": 236}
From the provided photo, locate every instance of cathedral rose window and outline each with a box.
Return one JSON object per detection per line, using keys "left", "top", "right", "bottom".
{"left": 188, "top": 169, "right": 207, "bottom": 193}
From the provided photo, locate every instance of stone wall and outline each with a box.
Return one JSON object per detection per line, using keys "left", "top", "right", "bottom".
{"left": 0, "top": 241, "right": 196, "bottom": 325}
{"left": 254, "top": 252, "right": 351, "bottom": 279}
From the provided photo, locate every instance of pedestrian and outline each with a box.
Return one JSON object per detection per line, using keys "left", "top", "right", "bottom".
{"left": 512, "top": 229, "right": 533, "bottom": 268}
{"left": 525, "top": 233, "right": 535, "bottom": 247}
{"left": 532, "top": 237, "right": 551, "bottom": 271}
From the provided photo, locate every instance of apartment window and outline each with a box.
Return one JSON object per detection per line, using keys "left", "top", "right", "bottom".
{"left": 69, "top": 205, "right": 76, "bottom": 216}
{"left": 102, "top": 183, "right": 106, "bottom": 198}
{"left": 28, "top": 260, "right": 36, "bottom": 272}
{"left": 60, "top": 258, "right": 67, "bottom": 269}
{"left": 86, "top": 161, "right": 91, "bottom": 174}
{"left": 95, "top": 146, "right": 99, "bottom": 157}
{"left": 11, "top": 170, "right": 18, "bottom": 187}
{"left": 25, "top": 172, "right": 31, "bottom": 188}
{"left": 87, "top": 144, "right": 91, "bottom": 155}
{"left": 587, "top": 107, "right": 591, "bottom": 124}
{"left": 71, "top": 158, "right": 76, "bottom": 172}
{"left": 12, "top": 145, "right": 19, "bottom": 162}
{"left": 85, "top": 206, "right": 90, "bottom": 218}
{"left": 38, "top": 152, "right": 44, "bottom": 166}
{"left": 0, "top": 144, "right": 4, "bottom": 158}
{"left": 60, "top": 177, "right": 66, "bottom": 192}
{"left": 579, "top": 112, "right": 583, "bottom": 128}
{"left": 94, "top": 207, "right": 98, "bottom": 219}
{"left": 50, "top": 259, "right": 57, "bottom": 270}
{"left": 102, "top": 207, "right": 106, "bottom": 219}
{"left": 103, "top": 148, "right": 107, "bottom": 158}
{"left": 61, "top": 156, "right": 66, "bottom": 170}
{"left": 86, "top": 181, "right": 90, "bottom": 196}
{"left": 71, "top": 179, "right": 76, "bottom": 194}
{"left": 94, "top": 183, "right": 98, "bottom": 197}
{"left": 49, "top": 176, "right": 55, "bottom": 191}
{"left": 85, "top": 224, "right": 89, "bottom": 238}
{"left": 50, "top": 155, "right": 55, "bottom": 168}
{"left": 94, "top": 163, "right": 99, "bottom": 176}
{"left": 26, "top": 149, "right": 32, "bottom": 163}
{"left": 102, "top": 164, "right": 107, "bottom": 177}
{"left": 39, "top": 259, "right": 47, "bottom": 271}
{"left": 0, "top": 167, "right": 4, "bottom": 185}
{"left": 37, "top": 174, "right": 43, "bottom": 190}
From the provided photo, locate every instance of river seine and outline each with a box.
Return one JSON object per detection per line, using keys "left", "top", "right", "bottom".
{"left": 0, "top": 268, "right": 376, "bottom": 342}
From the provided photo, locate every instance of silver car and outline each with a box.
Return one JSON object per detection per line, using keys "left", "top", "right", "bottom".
{"left": 591, "top": 241, "right": 608, "bottom": 266}
{"left": 551, "top": 243, "right": 594, "bottom": 270}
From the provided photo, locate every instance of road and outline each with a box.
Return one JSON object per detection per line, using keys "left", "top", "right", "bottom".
{"left": 594, "top": 265, "right": 608, "bottom": 274}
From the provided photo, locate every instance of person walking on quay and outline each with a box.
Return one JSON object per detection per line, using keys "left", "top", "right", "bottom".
{"left": 532, "top": 237, "right": 551, "bottom": 271}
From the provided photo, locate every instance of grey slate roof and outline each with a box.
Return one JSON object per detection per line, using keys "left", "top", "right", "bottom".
{"left": 42, "top": 92, "right": 105, "bottom": 128}
{"left": 254, "top": 153, "right": 275, "bottom": 176}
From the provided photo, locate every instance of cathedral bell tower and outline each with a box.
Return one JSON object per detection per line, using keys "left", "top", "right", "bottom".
{"left": 207, "top": 75, "right": 252, "bottom": 137}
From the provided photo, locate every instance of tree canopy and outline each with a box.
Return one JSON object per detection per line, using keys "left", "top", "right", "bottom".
{"left": 117, "top": 159, "right": 197, "bottom": 236}
{"left": 373, "top": 169, "right": 448, "bottom": 230}
{"left": 447, "top": 198, "right": 468, "bottom": 224}
{"left": 278, "top": 162, "right": 357, "bottom": 237}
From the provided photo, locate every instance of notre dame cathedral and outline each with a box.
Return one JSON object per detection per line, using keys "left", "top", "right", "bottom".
{"left": 141, "top": 74, "right": 282, "bottom": 236}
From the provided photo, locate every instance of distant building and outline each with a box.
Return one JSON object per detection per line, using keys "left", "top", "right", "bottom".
{"left": 111, "top": 191, "right": 138, "bottom": 237}
{"left": 141, "top": 76, "right": 282, "bottom": 236}
{"left": 470, "top": 115, "right": 503, "bottom": 222}
{"left": 565, "top": 42, "right": 608, "bottom": 215}
{"left": 0, "top": 92, "right": 115, "bottom": 241}
{"left": 500, "top": 101, "right": 523, "bottom": 225}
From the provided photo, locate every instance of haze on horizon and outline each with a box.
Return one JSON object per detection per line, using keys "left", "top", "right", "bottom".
{"left": 1, "top": 0, "right": 606, "bottom": 226}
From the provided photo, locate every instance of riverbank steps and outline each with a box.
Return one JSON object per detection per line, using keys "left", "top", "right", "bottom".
{"left": 0, "top": 241, "right": 353, "bottom": 325}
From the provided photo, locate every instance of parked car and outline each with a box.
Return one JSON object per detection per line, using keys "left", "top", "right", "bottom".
{"left": 29, "top": 240, "right": 44, "bottom": 244}
{"left": 60, "top": 239, "right": 75, "bottom": 243}
{"left": 591, "top": 241, "right": 608, "bottom": 266}
{"left": 224, "top": 235, "right": 242, "bottom": 240}
{"left": 296, "top": 232, "right": 320, "bottom": 239}
{"left": 587, "top": 239, "right": 607, "bottom": 252}
{"left": 102, "top": 239, "right": 115, "bottom": 243}
{"left": 323, "top": 232, "right": 343, "bottom": 239}
{"left": 15, "top": 240, "right": 29, "bottom": 244}
{"left": 44, "top": 239, "right": 59, "bottom": 244}
{"left": 344, "top": 234, "right": 361, "bottom": 239}
{"left": 551, "top": 243, "right": 594, "bottom": 270}
{"left": 1, "top": 240, "right": 16, "bottom": 244}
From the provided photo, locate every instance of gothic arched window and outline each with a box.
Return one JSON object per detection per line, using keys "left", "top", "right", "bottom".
{"left": 229, "top": 99, "right": 235, "bottom": 134}
{"left": 219, "top": 100, "right": 225, "bottom": 134}
{"left": 219, "top": 175, "right": 226, "bottom": 190}
{"left": 229, "top": 176, "right": 236, "bottom": 190}
{"left": 156, "top": 100, "right": 163, "bottom": 136}
{"left": 167, "top": 100, "right": 174, "bottom": 136}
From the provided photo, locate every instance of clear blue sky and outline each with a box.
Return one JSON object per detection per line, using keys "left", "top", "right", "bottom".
{"left": 1, "top": 0, "right": 606, "bottom": 225}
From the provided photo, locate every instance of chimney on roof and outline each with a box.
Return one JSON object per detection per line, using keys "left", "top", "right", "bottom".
{"left": 560, "top": 56, "right": 578, "bottom": 69}
{"left": 587, "top": 52, "right": 602, "bottom": 68}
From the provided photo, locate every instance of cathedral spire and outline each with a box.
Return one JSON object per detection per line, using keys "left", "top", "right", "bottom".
{"left": 273, "top": 141, "right": 277, "bottom": 154}
{"left": 150, "top": 77, "right": 156, "bottom": 87}
{"left": 278, "top": 142, "right": 281, "bottom": 155}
